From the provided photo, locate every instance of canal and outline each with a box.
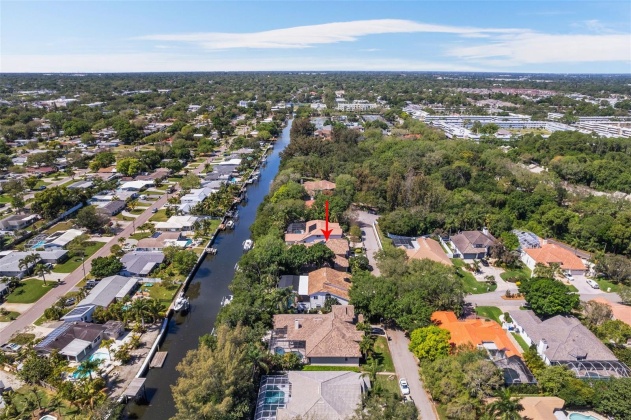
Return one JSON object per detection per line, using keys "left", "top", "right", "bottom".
{"left": 125, "top": 118, "right": 292, "bottom": 419}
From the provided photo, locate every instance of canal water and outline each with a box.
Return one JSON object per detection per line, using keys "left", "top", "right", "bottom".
{"left": 125, "top": 119, "right": 292, "bottom": 419}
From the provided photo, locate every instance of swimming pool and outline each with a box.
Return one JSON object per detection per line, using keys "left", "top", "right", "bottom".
{"left": 30, "top": 241, "right": 46, "bottom": 249}
{"left": 264, "top": 390, "right": 285, "bottom": 405}
{"left": 569, "top": 413, "right": 599, "bottom": 420}
{"left": 89, "top": 350, "right": 109, "bottom": 362}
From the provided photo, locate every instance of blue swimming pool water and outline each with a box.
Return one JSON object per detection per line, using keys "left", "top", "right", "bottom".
{"left": 569, "top": 414, "right": 599, "bottom": 420}
{"left": 264, "top": 391, "right": 285, "bottom": 405}
{"left": 30, "top": 241, "right": 46, "bottom": 249}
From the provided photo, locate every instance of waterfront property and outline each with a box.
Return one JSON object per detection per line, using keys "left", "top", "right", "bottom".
{"left": 62, "top": 275, "right": 140, "bottom": 322}
{"left": 270, "top": 305, "right": 363, "bottom": 366}
{"left": 154, "top": 215, "right": 199, "bottom": 232}
{"left": 285, "top": 220, "right": 343, "bottom": 244}
{"left": 35, "top": 321, "right": 107, "bottom": 362}
{"left": 279, "top": 267, "right": 351, "bottom": 311}
{"left": 136, "top": 232, "right": 188, "bottom": 251}
{"left": 254, "top": 371, "right": 370, "bottom": 420}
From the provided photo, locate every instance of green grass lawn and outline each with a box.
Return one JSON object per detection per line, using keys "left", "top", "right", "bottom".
{"left": 369, "top": 336, "right": 395, "bottom": 372}
{"left": 474, "top": 306, "right": 503, "bottom": 324}
{"left": 59, "top": 179, "right": 77, "bottom": 188}
{"left": 567, "top": 284, "right": 579, "bottom": 292}
{"left": 594, "top": 278, "right": 620, "bottom": 293}
{"left": 149, "top": 209, "right": 169, "bottom": 222}
{"left": 0, "top": 311, "right": 20, "bottom": 322}
{"left": 512, "top": 332, "right": 530, "bottom": 352}
{"left": 34, "top": 180, "right": 50, "bottom": 188}
{"left": 374, "top": 375, "right": 400, "bottom": 396}
{"left": 129, "top": 208, "right": 145, "bottom": 215}
{"left": 44, "top": 220, "right": 75, "bottom": 234}
{"left": 453, "top": 259, "right": 497, "bottom": 294}
{"left": 53, "top": 242, "right": 105, "bottom": 273}
{"left": 130, "top": 231, "right": 152, "bottom": 240}
{"left": 500, "top": 266, "right": 531, "bottom": 283}
{"left": 6, "top": 279, "right": 54, "bottom": 303}
{"left": 147, "top": 282, "right": 180, "bottom": 305}
{"left": 0, "top": 195, "right": 12, "bottom": 203}
{"left": 302, "top": 365, "right": 360, "bottom": 372}
{"left": 10, "top": 333, "right": 35, "bottom": 345}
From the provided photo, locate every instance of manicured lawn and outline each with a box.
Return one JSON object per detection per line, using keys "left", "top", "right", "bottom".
{"left": 0, "top": 195, "right": 12, "bottom": 203}
{"left": 302, "top": 365, "right": 360, "bottom": 372}
{"left": 53, "top": 242, "right": 105, "bottom": 273}
{"left": 149, "top": 209, "right": 169, "bottom": 222}
{"left": 34, "top": 180, "right": 50, "bottom": 188}
{"left": 512, "top": 332, "right": 530, "bottom": 352}
{"left": 130, "top": 231, "right": 152, "bottom": 240}
{"left": 374, "top": 375, "right": 400, "bottom": 396}
{"left": 60, "top": 179, "right": 77, "bottom": 188}
{"left": 594, "top": 278, "right": 620, "bottom": 293}
{"left": 474, "top": 306, "right": 503, "bottom": 324}
{"left": 147, "top": 282, "right": 180, "bottom": 305}
{"left": 130, "top": 208, "right": 145, "bottom": 215}
{"left": 11, "top": 333, "right": 35, "bottom": 345}
{"left": 500, "top": 266, "right": 531, "bottom": 283}
{"left": 567, "top": 284, "right": 579, "bottom": 292}
{"left": 44, "top": 220, "right": 75, "bottom": 234}
{"left": 6, "top": 279, "right": 54, "bottom": 304}
{"left": 453, "top": 259, "right": 497, "bottom": 294}
{"left": 0, "top": 310, "right": 20, "bottom": 322}
{"left": 369, "top": 336, "right": 395, "bottom": 372}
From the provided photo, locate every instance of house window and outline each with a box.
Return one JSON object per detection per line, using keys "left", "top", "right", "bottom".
{"left": 313, "top": 296, "right": 318, "bottom": 300}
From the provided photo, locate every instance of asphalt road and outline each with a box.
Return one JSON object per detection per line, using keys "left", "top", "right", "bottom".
{"left": 387, "top": 329, "right": 438, "bottom": 420}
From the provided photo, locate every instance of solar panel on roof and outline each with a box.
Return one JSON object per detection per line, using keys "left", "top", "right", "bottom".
{"left": 151, "top": 232, "right": 161, "bottom": 238}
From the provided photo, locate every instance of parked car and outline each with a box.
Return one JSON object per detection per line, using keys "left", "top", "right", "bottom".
{"left": 33, "top": 185, "right": 46, "bottom": 191}
{"left": 152, "top": 208, "right": 158, "bottom": 213}
{"left": 370, "top": 327, "right": 385, "bottom": 336}
{"left": 399, "top": 378, "right": 410, "bottom": 395}
{"left": 64, "top": 297, "right": 76, "bottom": 306}
{"left": 565, "top": 273, "right": 574, "bottom": 281}
{"left": 586, "top": 279, "right": 600, "bottom": 289}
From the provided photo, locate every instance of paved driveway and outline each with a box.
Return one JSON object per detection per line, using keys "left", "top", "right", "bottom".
{"left": 355, "top": 210, "right": 381, "bottom": 276}
{"left": 387, "top": 328, "right": 438, "bottom": 420}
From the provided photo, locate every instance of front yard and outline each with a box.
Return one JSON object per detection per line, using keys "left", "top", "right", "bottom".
{"left": 500, "top": 266, "right": 531, "bottom": 283}
{"left": 6, "top": 279, "right": 54, "bottom": 304}
{"left": 369, "top": 336, "right": 395, "bottom": 372}
{"left": 149, "top": 209, "right": 169, "bottom": 222}
{"left": 53, "top": 242, "right": 105, "bottom": 273}
{"left": 452, "top": 259, "right": 497, "bottom": 294}
{"left": 474, "top": 306, "right": 503, "bottom": 324}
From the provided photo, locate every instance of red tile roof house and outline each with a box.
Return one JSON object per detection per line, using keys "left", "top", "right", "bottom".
{"left": 285, "top": 220, "right": 343, "bottom": 244}
{"left": 302, "top": 180, "right": 336, "bottom": 199}
{"left": 521, "top": 242, "right": 587, "bottom": 276}
{"left": 305, "top": 238, "right": 350, "bottom": 271}
{"left": 26, "top": 166, "right": 57, "bottom": 175}
{"left": 279, "top": 267, "right": 352, "bottom": 311}
{"left": 270, "top": 305, "right": 364, "bottom": 366}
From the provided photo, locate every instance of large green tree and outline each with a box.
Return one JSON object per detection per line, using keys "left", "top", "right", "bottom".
{"left": 520, "top": 278, "right": 579, "bottom": 318}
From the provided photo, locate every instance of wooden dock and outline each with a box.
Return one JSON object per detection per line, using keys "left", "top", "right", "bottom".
{"left": 150, "top": 351, "right": 168, "bottom": 368}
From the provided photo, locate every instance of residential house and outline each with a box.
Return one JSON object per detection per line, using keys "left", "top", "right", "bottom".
{"left": 120, "top": 252, "right": 165, "bottom": 277}
{"left": 591, "top": 298, "right": 631, "bottom": 329}
{"left": 254, "top": 371, "right": 369, "bottom": 420}
{"left": 285, "top": 220, "right": 343, "bottom": 244}
{"left": 518, "top": 397, "right": 565, "bottom": 420}
{"left": 62, "top": 275, "right": 140, "bottom": 322}
{"left": 90, "top": 190, "right": 136, "bottom": 203}
{"left": 270, "top": 305, "right": 363, "bottom": 366}
{"left": 67, "top": 180, "right": 94, "bottom": 190}
{"left": 35, "top": 322, "right": 106, "bottom": 362}
{"left": 136, "top": 232, "right": 188, "bottom": 251}
{"left": 432, "top": 311, "right": 535, "bottom": 384}
{"left": 135, "top": 167, "right": 171, "bottom": 182}
{"left": 26, "top": 166, "right": 57, "bottom": 175}
{"left": 96, "top": 200, "right": 126, "bottom": 216}
{"left": 0, "top": 250, "right": 67, "bottom": 278}
{"left": 41, "top": 229, "right": 83, "bottom": 250}
{"left": 305, "top": 238, "right": 350, "bottom": 271}
{"left": 449, "top": 229, "right": 497, "bottom": 259}
{"left": 0, "top": 213, "right": 39, "bottom": 232}
{"left": 521, "top": 242, "right": 587, "bottom": 276}
{"left": 302, "top": 180, "right": 336, "bottom": 199}
{"left": 179, "top": 188, "right": 213, "bottom": 205}
{"left": 155, "top": 215, "right": 199, "bottom": 232}
{"left": 404, "top": 237, "right": 452, "bottom": 266}
{"left": 512, "top": 230, "right": 541, "bottom": 250}
{"left": 509, "top": 310, "right": 630, "bottom": 378}
{"left": 279, "top": 267, "right": 351, "bottom": 311}
{"left": 118, "top": 180, "right": 154, "bottom": 192}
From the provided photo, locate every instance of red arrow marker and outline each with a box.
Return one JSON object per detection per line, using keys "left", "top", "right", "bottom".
{"left": 321, "top": 200, "right": 333, "bottom": 241}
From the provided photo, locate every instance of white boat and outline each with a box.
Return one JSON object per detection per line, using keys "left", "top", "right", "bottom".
{"left": 226, "top": 220, "right": 235, "bottom": 229}
{"left": 221, "top": 295, "right": 234, "bottom": 306}
{"left": 243, "top": 239, "right": 254, "bottom": 251}
{"left": 174, "top": 294, "right": 189, "bottom": 312}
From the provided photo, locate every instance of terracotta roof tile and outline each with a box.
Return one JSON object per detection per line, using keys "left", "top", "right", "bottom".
{"left": 307, "top": 268, "right": 352, "bottom": 300}
{"left": 524, "top": 243, "right": 586, "bottom": 271}
{"left": 405, "top": 237, "right": 452, "bottom": 266}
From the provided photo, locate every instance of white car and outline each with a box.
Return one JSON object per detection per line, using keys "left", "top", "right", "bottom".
{"left": 586, "top": 279, "right": 600, "bottom": 289}
{"left": 399, "top": 378, "right": 410, "bottom": 395}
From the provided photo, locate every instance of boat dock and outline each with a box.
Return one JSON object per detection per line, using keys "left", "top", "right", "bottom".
{"left": 150, "top": 351, "right": 168, "bottom": 368}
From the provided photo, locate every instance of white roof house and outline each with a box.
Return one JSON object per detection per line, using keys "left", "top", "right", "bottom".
{"left": 44, "top": 229, "right": 83, "bottom": 249}
{"left": 118, "top": 180, "right": 154, "bottom": 191}
{"left": 217, "top": 158, "right": 242, "bottom": 166}
{"left": 180, "top": 188, "right": 213, "bottom": 204}
{"left": 155, "top": 216, "right": 199, "bottom": 232}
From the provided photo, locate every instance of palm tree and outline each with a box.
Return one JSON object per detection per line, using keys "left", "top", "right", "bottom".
{"left": 33, "top": 263, "right": 52, "bottom": 286}
{"left": 101, "top": 338, "right": 115, "bottom": 361}
{"left": 140, "top": 222, "right": 155, "bottom": 234}
{"left": 18, "top": 253, "right": 40, "bottom": 276}
{"left": 127, "top": 199, "right": 139, "bottom": 211}
{"left": 129, "top": 298, "right": 151, "bottom": 328}
{"left": 486, "top": 388, "right": 524, "bottom": 420}
{"left": 77, "top": 357, "right": 103, "bottom": 381}
{"left": 360, "top": 358, "right": 380, "bottom": 385}
{"left": 117, "top": 236, "right": 126, "bottom": 245}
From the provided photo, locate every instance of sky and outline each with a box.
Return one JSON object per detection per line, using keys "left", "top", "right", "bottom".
{"left": 1, "top": 1, "right": 631, "bottom": 73}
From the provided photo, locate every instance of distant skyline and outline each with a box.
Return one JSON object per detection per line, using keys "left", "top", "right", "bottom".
{"left": 2, "top": 1, "right": 631, "bottom": 73}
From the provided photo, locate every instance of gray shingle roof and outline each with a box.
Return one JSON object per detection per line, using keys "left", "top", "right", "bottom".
{"left": 510, "top": 310, "right": 617, "bottom": 361}
{"left": 78, "top": 275, "right": 138, "bottom": 307}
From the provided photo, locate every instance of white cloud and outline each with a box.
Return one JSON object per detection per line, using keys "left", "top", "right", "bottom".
{"left": 0, "top": 52, "right": 483, "bottom": 73}
{"left": 447, "top": 32, "right": 631, "bottom": 64}
{"left": 135, "top": 19, "right": 523, "bottom": 50}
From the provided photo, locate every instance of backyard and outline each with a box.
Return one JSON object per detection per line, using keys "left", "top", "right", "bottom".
{"left": 53, "top": 242, "right": 105, "bottom": 273}
{"left": 6, "top": 279, "right": 54, "bottom": 304}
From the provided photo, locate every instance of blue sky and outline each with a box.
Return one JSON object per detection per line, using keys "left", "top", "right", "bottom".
{"left": 2, "top": 1, "right": 630, "bottom": 73}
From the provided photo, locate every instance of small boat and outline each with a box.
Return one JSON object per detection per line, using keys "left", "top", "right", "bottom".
{"left": 221, "top": 295, "right": 234, "bottom": 306}
{"left": 174, "top": 293, "right": 190, "bottom": 312}
{"left": 205, "top": 247, "right": 217, "bottom": 255}
{"left": 226, "top": 220, "right": 235, "bottom": 229}
{"left": 243, "top": 239, "right": 253, "bottom": 251}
